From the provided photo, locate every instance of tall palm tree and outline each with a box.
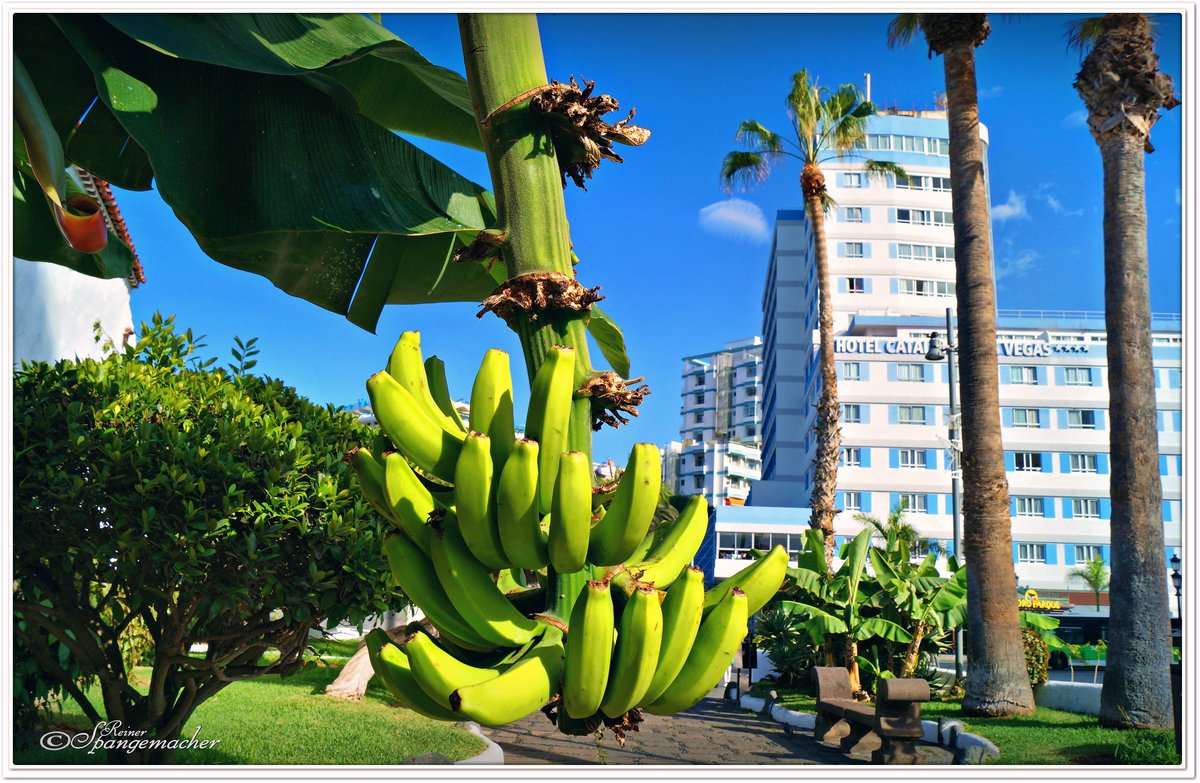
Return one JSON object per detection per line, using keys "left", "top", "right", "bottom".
{"left": 719, "top": 71, "right": 903, "bottom": 566}
{"left": 1067, "top": 557, "right": 1110, "bottom": 611}
{"left": 1071, "top": 12, "right": 1178, "bottom": 730}
{"left": 887, "top": 13, "right": 1035, "bottom": 717}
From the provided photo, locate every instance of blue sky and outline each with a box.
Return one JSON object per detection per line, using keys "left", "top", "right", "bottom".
{"left": 112, "top": 12, "right": 1184, "bottom": 463}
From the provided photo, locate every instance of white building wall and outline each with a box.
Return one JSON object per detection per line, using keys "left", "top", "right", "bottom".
{"left": 14, "top": 258, "right": 133, "bottom": 364}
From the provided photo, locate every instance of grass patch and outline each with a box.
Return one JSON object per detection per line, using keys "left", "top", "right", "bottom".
{"left": 752, "top": 683, "right": 1178, "bottom": 765}
{"left": 15, "top": 646, "right": 484, "bottom": 765}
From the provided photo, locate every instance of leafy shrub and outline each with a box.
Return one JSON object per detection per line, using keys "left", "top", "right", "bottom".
{"left": 13, "top": 314, "right": 406, "bottom": 762}
{"left": 1113, "top": 730, "right": 1180, "bottom": 765}
{"left": 1022, "top": 626, "right": 1050, "bottom": 687}
{"left": 753, "top": 607, "right": 818, "bottom": 688}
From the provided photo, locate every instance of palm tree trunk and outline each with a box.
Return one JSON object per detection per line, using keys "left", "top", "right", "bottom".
{"left": 940, "top": 42, "right": 1035, "bottom": 717}
{"left": 1096, "top": 129, "right": 1173, "bottom": 729}
{"left": 806, "top": 192, "right": 841, "bottom": 568}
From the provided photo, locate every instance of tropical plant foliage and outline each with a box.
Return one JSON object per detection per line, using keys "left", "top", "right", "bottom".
{"left": 12, "top": 314, "right": 407, "bottom": 762}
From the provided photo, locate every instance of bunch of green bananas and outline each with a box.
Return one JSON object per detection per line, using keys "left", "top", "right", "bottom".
{"left": 350, "top": 331, "right": 789, "bottom": 730}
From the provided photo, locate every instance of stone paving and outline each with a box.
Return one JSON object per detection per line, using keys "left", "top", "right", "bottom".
{"left": 482, "top": 690, "right": 953, "bottom": 765}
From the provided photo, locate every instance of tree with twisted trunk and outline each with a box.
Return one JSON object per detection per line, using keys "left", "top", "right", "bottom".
{"left": 719, "top": 72, "right": 904, "bottom": 566}
{"left": 888, "top": 13, "right": 1034, "bottom": 717}
{"left": 1071, "top": 12, "right": 1179, "bottom": 730}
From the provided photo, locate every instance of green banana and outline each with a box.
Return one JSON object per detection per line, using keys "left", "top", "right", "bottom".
{"left": 616, "top": 495, "right": 710, "bottom": 594}
{"left": 468, "top": 348, "right": 516, "bottom": 470}
{"left": 496, "top": 439, "right": 548, "bottom": 570}
{"left": 494, "top": 568, "right": 525, "bottom": 595}
{"left": 639, "top": 566, "right": 706, "bottom": 706}
{"left": 587, "top": 443, "right": 662, "bottom": 566}
{"left": 385, "top": 331, "right": 464, "bottom": 437}
{"left": 381, "top": 534, "right": 494, "bottom": 652}
{"left": 380, "top": 450, "right": 434, "bottom": 553}
{"left": 562, "top": 579, "right": 615, "bottom": 719}
{"left": 523, "top": 345, "right": 576, "bottom": 516}
{"left": 644, "top": 587, "right": 748, "bottom": 715}
{"left": 347, "top": 447, "right": 392, "bottom": 521}
{"left": 548, "top": 451, "right": 592, "bottom": 573}
{"left": 454, "top": 433, "right": 509, "bottom": 569}
{"left": 403, "top": 629, "right": 500, "bottom": 709}
{"left": 599, "top": 581, "right": 663, "bottom": 718}
{"left": 366, "top": 371, "right": 463, "bottom": 483}
{"left": 424, "top": 355, "right": 467, "bottom": 433}
{"left": 365, "top": 629, "right": 460, "bottom": 721}
{"left": 429, "top": 517, "right": 541, "bottom": 647}
{"left": 450, "top": 626, "right": 565, "bottom": 726}
{"left": 702, "top": 544, "right": 789, "bottom": 619}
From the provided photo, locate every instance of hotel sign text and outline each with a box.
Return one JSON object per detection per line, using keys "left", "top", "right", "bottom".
{"left": 834, "top": 338, "right": 1090, "bottom": 356}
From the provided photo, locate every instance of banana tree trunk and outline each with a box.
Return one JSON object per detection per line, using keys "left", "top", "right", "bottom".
{"left": 805, "top": 190, "right": 840, "bottom": 569}
{"left": 844, "top": 634, "right": 861, "bottom": 693}
{"left": 900, "top": 623, "right": 927, "bottom": 678}
{"left": 1095, "top": 128, "right": 1173, "bottom": 730}
{"left": 458, "top": 14, "right": 590, "bottom": 626}
{"left": 940, "top": 40, "right": 1035, "bottom": 717}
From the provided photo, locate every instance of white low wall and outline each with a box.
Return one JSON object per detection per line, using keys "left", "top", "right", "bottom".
{"left": 1033, "top": 681, "right": 1102, "bottom": 715}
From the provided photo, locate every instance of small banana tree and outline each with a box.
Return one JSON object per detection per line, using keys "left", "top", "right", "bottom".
{"left": 781, "top": 528, "right": 911, "bottom": 693}
{"left": 867, "top": 548, "right": 967, "bottom": 677}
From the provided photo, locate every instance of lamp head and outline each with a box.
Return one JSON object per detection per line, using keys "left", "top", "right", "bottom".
{"left": 1172, "top": 569, "right": 1183, "bottom": 592}
{"left": 1171, "top": 553, "right": 1181, "bottom": 572}
{"left": 925, "top": 332, "right": 945, "bottom": 362}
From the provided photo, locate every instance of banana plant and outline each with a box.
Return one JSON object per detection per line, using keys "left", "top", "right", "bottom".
{"left": 867, "top": 547, "right": 967, "bottom": 677}
{"left": 780, "top": 528, "right": 911, "bottom": 693}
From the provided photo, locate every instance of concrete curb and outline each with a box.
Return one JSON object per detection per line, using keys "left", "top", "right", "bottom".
{"left": 455, "top": 722, "right": 505, "bottom": 765}
{"left": 737, "top": 694, "right": 999, "bottom": 764}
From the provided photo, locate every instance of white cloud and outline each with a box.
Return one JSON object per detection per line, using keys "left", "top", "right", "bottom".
{"left": 1045, "top": 194, "right": 1083, "bottom": 217}
{"left": 978, "top": 85, "right": 1005, "bottom": 98}
{"left": 697, "top": 198, "right": 770, "bottom": 243}
{"left": 991, "top": 190, "right": 1028, "bottom": 222}
{"left": 995, "top": 249, "right": 1040, "bottom": 282}
{"left": 1061, "top": 109, "right": 1089, "bottom": 129}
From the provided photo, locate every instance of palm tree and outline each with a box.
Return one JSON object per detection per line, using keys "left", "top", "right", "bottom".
{"left": 887, "top": 13, "right": 1035, "bottom": 717}
{"left": 855, "top": 499, "right": 942, "bottom": 563}
{"left": 719, "top": 71, "right": 904, "bottom": 567}
{"left": 1067, "top": 557, "right": 1110, "bottom": 611}
{"left": 1071, "top": 12, "right": 1179, "bottom": 731}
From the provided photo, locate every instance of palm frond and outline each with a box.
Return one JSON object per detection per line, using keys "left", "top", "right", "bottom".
{"left": 787, "top": 70, "right": 823, "bottom": 162}
{"left": 887, "top": 13, "right": 923, "bottom": 49}
{"left": 819, "top": 190, "right": 838, "bottom": 215}
{"left": 864, "top": 159, "right": 908, "bottom": 183}
{"left": 735, "top": 120, "right": 785, "bottom": 154}
{"left": 1065, "top": 16, "right": 1105, "bottom": 55}
{"left": 719, "top": 150, "right": 774, "bottom": 193}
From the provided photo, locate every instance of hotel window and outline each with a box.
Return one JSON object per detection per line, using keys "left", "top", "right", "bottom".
{"left": 693, "top": 412, "right": 703, "bottom": 424}
{"left": 896, "top": 363, "right": 925, "bottom": 382}
{"left": 898, "top": 278, "right": 956, "bottom": 297}
{"left": 846, "top": 277, "right": 866, "bottom": 294}
{"left": 1009, "top": 366, "right": 1037, "bottom": 385}
{"left": 695, "top": 393, "right": 705, "bottom": 405}
{"left": 1012, "top": 408, "right": 1041, "bottom": 428}
{"left": 843, "top": 492, "right": 862, "bottom": 512}
{"left": 843, "top": 448, "right": 862, "bottom": 467}
{"left": 844, "top": 172, "right": 864, "bottom": 188}
{"left": 1067, "top": 409, "right": 1097, "bottom": 429}
{"left": 1017, "top": 544, "right": 1047, "bottom": 564}
{"left": 897, "top": 208, "right": 953, "bottom": 227}
{"left": 745, "top": 386, "right": 756, "bottom": 397}
{"left": 1069, "top": 453, "right": 1098, "bottom": 473}
{"left": 1075, "top": 545, "right": 1104, "bottom": 563}
{"left": 898, "top": 493, "right": 927, "bottom": 513}
{"left": 1015, "top": 497, "right": 1044, "bottom": 517}
{"left": 897, "top": 405, "right": 926, "bottom": 425}
{"left": 1014, "top": 452, "right": 1043, "bottom": 472}
{"left": 898, "top": 449, "right": 927, "bottom": 469}
{"left": 693, "top": 476, "right": 703, "bottom": 489}
{"left": 842, "top": 404, "right": 863, "bottom": 423}
{"left": 1073, "top": 499, "right": 1101, "bottom": 518}
{"left": 1064, "top": 367, "right": 1093, "bottom": 386}
{"left": 842, "top": 362, "right": 862, "bottom": 381}
{"left": 694, "top": 454, "right": 704, "bottom": 467}
{"left": 844, "top": 208, "right": 864, "bottom": 223}
{"left": 743, "top": 403, "right": 754, "bottom": 416}
{"left": 845, "top": 241, "right": 865, "bottom": 257}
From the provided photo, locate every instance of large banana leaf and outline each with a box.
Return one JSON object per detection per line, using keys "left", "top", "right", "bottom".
{"left": 51, "top": 14, "right": 497, "bottom": 325}
{"left": 854, "top": 617, "right": 913, "bottom": 643}
{"left": 99, "top": 13, "right": 482, "bottom": 151}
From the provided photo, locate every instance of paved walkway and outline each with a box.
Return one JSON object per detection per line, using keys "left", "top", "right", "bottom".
{"left": 482, "top": 690, "right": 952, "bottom": 765}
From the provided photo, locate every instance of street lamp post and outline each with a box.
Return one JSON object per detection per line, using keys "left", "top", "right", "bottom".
{"left": 1171, "top": 553, "right": 1182, "bottom": 623}
{"left": 925, "top": 307, "right": 963, "bottom": 680}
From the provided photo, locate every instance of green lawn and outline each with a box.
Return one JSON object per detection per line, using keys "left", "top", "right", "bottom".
{"left": 753, "top": 685, "right": 1177, "bottom": 765}
{"left": 15, "top": 644, "right": 485, "bottom": 765}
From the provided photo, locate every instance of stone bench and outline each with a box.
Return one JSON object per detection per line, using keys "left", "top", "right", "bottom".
{"left": 812, "top": 666, "right": 931, "bottom": 764}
